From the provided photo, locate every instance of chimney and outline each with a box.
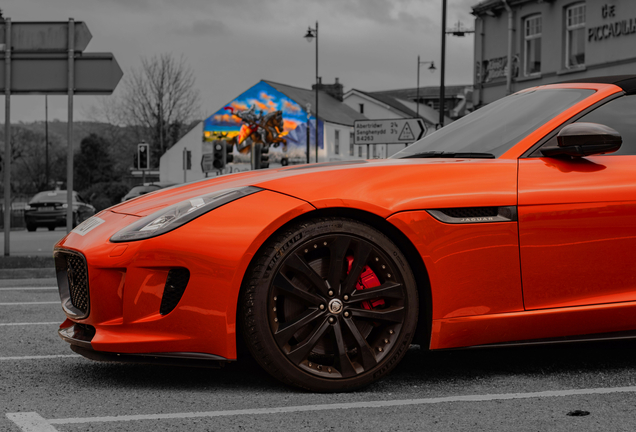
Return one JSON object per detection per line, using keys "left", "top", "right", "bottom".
{"left": 312, "top": 77, "right": 344, "bottom": 101}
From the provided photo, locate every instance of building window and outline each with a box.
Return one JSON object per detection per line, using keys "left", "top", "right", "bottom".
{"left": 359, "top": 103, "right": 364, "bottom": 114}
{"left": 566, "top": 3, "right": 586, "bottom": 68}
{"left": 334, "top": 130, "right": 340, "bottom": 155}
{"left": 524, "top": 15, "right": 541, "bottom": 76}
{"left": 358, "top": 146, "right": 363, "bottom": 157}
{"left": 349, "top": 132, "right": 354, "bottom": 155}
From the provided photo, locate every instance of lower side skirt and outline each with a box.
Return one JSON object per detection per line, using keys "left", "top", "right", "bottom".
{"left": 431, "top": 300, "right": 636, "bottom": 350}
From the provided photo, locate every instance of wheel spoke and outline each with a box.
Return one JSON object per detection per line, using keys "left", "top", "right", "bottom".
{"left": 332, "top": 320, "right": 358, "bottom": 378}
{"left": 343, "top": 317, "right": 378, "bottom": 370}
{"left": 348, "top": 281, "right": 404, "bottom": 303}
{"left": 342, "top": 242, "right": 372, "bottom": 295}
{"left": 349, "top": 306, "right": 405, "bottom": 323}
{"left": 287, "top": 317, "right": 331, "bottom": 365}
{"left": 273, "top": 272, "right": 323, "bottom": 306}
{"left": 274, "top": 308, "right": 325, "bottom": 346}
{"left": 284, "top": 253, "right": 331, "bottom": 297}
{"left": 327, "top": 237, "right": 351, "bottom": 296}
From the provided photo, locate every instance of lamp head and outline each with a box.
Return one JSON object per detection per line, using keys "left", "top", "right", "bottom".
{"left": 428, "top": 62, "right": 436, "bottom": 72}
{"left": 304, "top": 28, "right": 315, "bottom": 42}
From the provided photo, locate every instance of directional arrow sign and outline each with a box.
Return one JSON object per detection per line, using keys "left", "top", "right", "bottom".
{"left": 354, "top": 118, "right": 427, "bottom": 145}
{"left": 0, "top": 52, "right": 123, "bottom": 94}
{"left": 0, "top": 21, "right": 92, "bottom": 52}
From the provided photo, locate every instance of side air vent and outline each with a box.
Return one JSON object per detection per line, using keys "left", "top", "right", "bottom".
{"left": 160, "top": 268, "right": 190, "bottom": 315}
{"left": 427, "top": 206, "right": 517, "bottom": 224}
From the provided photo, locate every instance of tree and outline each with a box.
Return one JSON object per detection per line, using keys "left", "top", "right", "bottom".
{"left": 121, "top": 53, "right": 201, "bottom": 167}
{"left": 0, "top": 125, "right": 65, "bottom": 194}
{"left": 74, "top": 134, "right": 116, "bottom": 191}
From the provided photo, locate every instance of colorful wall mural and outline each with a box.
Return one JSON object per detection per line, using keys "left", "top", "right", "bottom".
{"left": 203, "top": 81, "right": 323, "bottom": 162}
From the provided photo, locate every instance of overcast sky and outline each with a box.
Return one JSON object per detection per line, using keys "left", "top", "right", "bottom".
{"left": 1, "top": 0, "right": 477, "bottom": 123}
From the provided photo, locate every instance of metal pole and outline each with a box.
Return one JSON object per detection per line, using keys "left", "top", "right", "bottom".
{"left": 66, "top": 18, "right": 75, "bottom": 233}
{"left": 306, "top": 120, "right": 310, "bottom": 164}
{"left": 416, "top": 55, "right": 420, "bottom": 118}
{"left": 183, "top": 148, "right": 187, "bottom": 182}
{"left": 45, "top": 95, "right": 49, "bottom": 188}
{"left": 314, "top": 21, "right": 319, "bottom": 164}
{"left": 4, "top": 18, "right": 11, "bottom": 255}
{"left": 439, "top": 0, "right": 447, "bottom": 128}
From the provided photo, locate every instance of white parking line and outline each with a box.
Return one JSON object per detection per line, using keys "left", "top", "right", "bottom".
{"left": 0, "top": 322, "right": 59, "bottom": 326}
{"left": 0, "top": 287, "right": 57, "bottom": 291}
{"left": 0, "top": 302, "right": 58, "bottom": 305}
{"left": 6, "top": 385, "right": 636, "bottom": 431}
{"left": 0, "top": 354, "right": 80, "bottom": 361}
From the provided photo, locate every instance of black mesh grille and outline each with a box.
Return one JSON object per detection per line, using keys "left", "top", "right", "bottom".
{"left": 66, "top": 254, "right": 89, "bottom": 312}
{"left": 160, "top": 268, "right": 190, "bottom": 315}
{"left": 439, "top": 207, "right": 498, "bottom": 219}
{"left": 55, "top": 250, "right": 90, "bottom": 316}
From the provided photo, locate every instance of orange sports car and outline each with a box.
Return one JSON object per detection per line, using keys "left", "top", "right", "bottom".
{"left": 55, "top": 76, "right": 636, "bottom": 392}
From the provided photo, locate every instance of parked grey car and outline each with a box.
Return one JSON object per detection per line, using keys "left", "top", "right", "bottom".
{"left": 24, "top": 190, "right": 95, "bottom": 231}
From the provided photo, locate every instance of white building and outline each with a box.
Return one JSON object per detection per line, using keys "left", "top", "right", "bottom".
{"left": 160, "top": 80, "right": 367, "bottom": 184}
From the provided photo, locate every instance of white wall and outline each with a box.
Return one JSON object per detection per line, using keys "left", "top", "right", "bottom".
{"left": 323, "top": 123, "right": 366, "bottom": 161}
{"left": 159, "top": 122, "right": 205, "bottom": 184}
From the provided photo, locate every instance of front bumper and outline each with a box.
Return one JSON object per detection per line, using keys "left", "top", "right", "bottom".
{"left": 59, "top": 322, "right": 229, "bottom": 367}
{"left": 54, "top": 190, "right": 315, "bottom": 361}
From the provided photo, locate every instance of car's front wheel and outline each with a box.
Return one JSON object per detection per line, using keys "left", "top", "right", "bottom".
{"left": 240, "top": 217, "right": 418, "bottom": 392}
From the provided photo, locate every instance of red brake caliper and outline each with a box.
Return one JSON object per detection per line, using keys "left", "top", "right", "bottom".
{"left": 346, "top": 256, "right": 385, "bottom": 310}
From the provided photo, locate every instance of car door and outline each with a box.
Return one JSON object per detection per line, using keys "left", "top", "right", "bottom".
{"left": 518, "top": 94, "right": 636, "bottom": 310}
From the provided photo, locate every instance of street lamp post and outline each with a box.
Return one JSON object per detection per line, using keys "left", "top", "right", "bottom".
{"left": 440, "top": 0, "right": 474, "bottom": 128}
{"left": 440, "top": 0, "right": 447, "bottom": 127}
{"left": 304, "top": 22, "right": 319, "bottom": 163}
{"left": 416, "top": 56, "right": 436, "bottom": 118}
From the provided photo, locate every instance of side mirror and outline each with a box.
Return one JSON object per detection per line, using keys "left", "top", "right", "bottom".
{"left": 540, "top": 122, "right": 622, "bottom": 157}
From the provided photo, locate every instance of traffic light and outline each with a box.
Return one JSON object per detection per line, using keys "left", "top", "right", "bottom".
{"left": 212, "top": 140, "right": 227, "bottom": 169}
{"left": 261, "top": 144, "right": 269, "bottom": 169}
{"left": 138, "top": 142, "right": 149, "bottom": 170}
{"left": 254, "top": 143, "right": 270, "bottom": 170}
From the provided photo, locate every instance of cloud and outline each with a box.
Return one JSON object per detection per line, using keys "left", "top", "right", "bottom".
{"left": 174, "top": 19, "right": 230, "bottom": 37}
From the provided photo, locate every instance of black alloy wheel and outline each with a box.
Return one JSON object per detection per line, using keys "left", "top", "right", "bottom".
{"left": 240, "top": 217, "right": 418, "bottom": 392}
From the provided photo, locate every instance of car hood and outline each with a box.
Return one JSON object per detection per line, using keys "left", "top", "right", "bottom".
{"left": 109, "top": 158, "right": 518, "bottom": 218}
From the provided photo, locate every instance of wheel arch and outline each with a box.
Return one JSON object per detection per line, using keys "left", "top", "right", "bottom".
{"left": 236, "top": 206, "right": 433, "bottom": 353}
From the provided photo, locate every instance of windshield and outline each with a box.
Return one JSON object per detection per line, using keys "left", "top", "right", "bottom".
{"left": 393, "top": 88, "right": 594, "bottom": 159}
{"left": 30, "top": 191, "right": 73, "bottom": 204}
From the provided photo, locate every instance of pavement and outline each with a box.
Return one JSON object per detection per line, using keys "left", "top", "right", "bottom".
{"left": 0, "top": 227, "right": 63, "bottom": 280}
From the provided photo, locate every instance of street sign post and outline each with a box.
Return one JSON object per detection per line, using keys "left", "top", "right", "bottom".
{"left": 0, "top": 21, "right": 92, "bottom": 52}
{"left": 0, "top": 53, "right": 123, "bottom": 93}
{"left": 1, "top": 18, "right": 123, "bottom": 255}
{"left": 353, "top": 118, "right": 427, "bottom": 145}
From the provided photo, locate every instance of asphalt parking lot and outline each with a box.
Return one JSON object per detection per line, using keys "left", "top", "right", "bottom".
{"left": 3, "top": 273, "right": 636, "bottom": 431}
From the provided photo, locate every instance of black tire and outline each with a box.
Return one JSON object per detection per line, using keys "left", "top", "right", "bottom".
{"left": 47, "top": 225, "right": 55, "bottom": 231}
{"left": 239, "top": 217, "right": 418, "bottom": 392}
{"left": 26, "top": 223, "right": 37, "bottom": 232}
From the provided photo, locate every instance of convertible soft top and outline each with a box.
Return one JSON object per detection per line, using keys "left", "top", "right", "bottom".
{"left": 559, "top": 75, "right": 636, "bottom": 95}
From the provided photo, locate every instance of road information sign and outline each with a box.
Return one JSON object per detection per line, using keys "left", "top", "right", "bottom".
{"left": 1, "top": 18, "right": 123, "bottom": 255}
{"left": 354, "top": 118, "right": 427, "bottom": 145}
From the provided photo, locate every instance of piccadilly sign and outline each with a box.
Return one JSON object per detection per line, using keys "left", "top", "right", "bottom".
{"left": 588, "top": 3, "right": 636, "bottom": 42}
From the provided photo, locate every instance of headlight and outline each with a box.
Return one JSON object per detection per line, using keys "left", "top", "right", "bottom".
{"left": 110, "top": 186, "right": 262, "bottom": 242}
{"left": 24, "top": 204, "right": 32, "bottom": 210}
